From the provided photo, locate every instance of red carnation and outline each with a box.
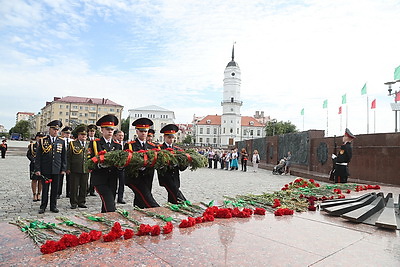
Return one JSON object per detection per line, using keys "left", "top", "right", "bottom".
{"left": 124, "top": 229, "right": 135, "bottom": 239}
{"left": 111, "top": 222, "right": 124, "bottom": 238}
{"left": 137, "top": 224, "right": 152, "bottom": 235}
{"left": 40, "top": 240, "right": 59, "bottom": 254}
{"left": 187, "top": 217, "right": 196, "bottom": 227}
{"left": 59, "top": 234, "right": 79, "bottom": 247}
{"left": 195, "top": 217, "right": 205, "bottom": 223}
{"left": 346, "top": 189, "right": 351, "bottom": 194}
{"left": 272, "top": 199, "right": 281, "bottom": 208}
{"left": 103, "top": 232, "right": 117, "bottom": 242}
{"left": 78, "top": 232, "right": 91, "bottom": 244}
{"left": 98, "top": 150, "right": 106, "bottom": 155}
{"left": 254, "top": 207, "right": 266, "bottom": 215}
{"left": 150, "top": 225, "right": 161, "bottom": 236}
{"left": 89, "top": 230, "right": 102, "bottom": 241}
{"left": 162, "top": 222, "right": 173, "bottom": 234}
{"left": 374, "top": 185, "right": 380, "bottom": 189}
{"left": 203, "top": 214, "right": 215, "bottom": 221}
{"left": 309, "top": 179, "right": 315, "bottom": 183}
{"left": 179, "top": 219, "right": 190, "bottom": 228}
{"left": 215, "top": 208, "right": 232, "bottom": 218}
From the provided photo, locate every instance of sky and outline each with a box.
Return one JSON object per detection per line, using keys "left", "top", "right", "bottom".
{"left": 1, "top": 0, "right": 400, "bottom": 137}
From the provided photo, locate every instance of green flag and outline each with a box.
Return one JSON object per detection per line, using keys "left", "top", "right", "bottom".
{"left": 361, "top": 83, "right": 367, "bottom": 95}
{"left": 301, "top": 108, "right": 304, "bottom": 115}
{"left": 394, "top": 65, "right": 400, "bottom": 80}
{"left": 342, "top": 94, "right": 347, "bottom": 104}
{"left": 323, "top": 99, "right": 327, "bottom": 109}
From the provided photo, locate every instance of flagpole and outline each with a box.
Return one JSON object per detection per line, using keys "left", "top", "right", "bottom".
{"left": 340, "top": 112, "right": 342, "bottom": 133}
{"left": 346, "top": 104, "right": 348, "bottom": 129}
{"left": 374, "top": 109, "right": 376, "bottom": 133}
{"left": 366, "top": 96, "right": 369, "bottom": 134}
{"left": 326, "top": 108, "right": 329, "bottom": 136}
{"left": 303, "top": 113, "right": 304, "bottom": 131}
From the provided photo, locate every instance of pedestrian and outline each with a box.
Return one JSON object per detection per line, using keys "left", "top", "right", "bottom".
{"left": 224, "top": 151, "right": 231, "bottom": 170}
{"left": 88, "top": 114, "right": 122, "bottom": 213}
{"left": 0, "top": 139, "right": 7, "bottom": 158}
{"left": 34, "top": 120, "right": 67, "bottom": 214}
{"left": 252, "top": 150, "right": 260, "bottom": 172}
{"left": 213, "top": 150, "right": 220, "bottom": 169}
{"left": 284, "top": 151, "right": 292, "bottom": 175}
{"left": 58, "top": 126, "right": 72, "bottom": 199}
{"left": 27, "top": 132, "right": 45, "bottom": 201}
{"left": 220, "top": 150, "right": 226, "bottom": 169}
{"left": 67, "top": 125, "right": 90, "bottom": 209}
{"left": 333, "top": 128, "right": 355, "bottom": 183}
{"left": 86, "top": 124, "right": 97, "bottom": 196}
{"left": 113, "top": 130, "right": 126, "bottom": 204}
{"left": 230, "top": 148, "right": 239, "bottom": 170}
{"left": 157, "top": 124, "right": 187, "bottom": 204}
{"left": 124, "top": 118, "right": 159, "bottom": 208}
{"left": 207, "top": 149, "right": 214, "bottom": 168}
{"left": 240, "top": 148, "right": 249, "bottom": 172}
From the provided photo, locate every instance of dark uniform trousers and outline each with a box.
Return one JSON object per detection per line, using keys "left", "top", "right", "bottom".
{"left": 70, "top": 172, "right": 89, "bottom": 206}
{"left": 124, "top": 139, "right": 159, "bottom": 208}
{"left": 157, "top": 143, "right": 186, "bottom": 204}
{"left": 35, "top": 136, "right": 67, "bottom": 211}
{"left": 117, "top": 169, "right": 125, "bottom": 202}
{"left": 89, "top": 138, "right": 122, "bottom": 213}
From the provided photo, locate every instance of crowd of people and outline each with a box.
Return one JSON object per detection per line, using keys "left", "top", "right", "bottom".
{"left": 26, "top": 114, "right": 188, "bottom": 214}
{"left": 200, "top": 147, "right": 261, "bottom": 172}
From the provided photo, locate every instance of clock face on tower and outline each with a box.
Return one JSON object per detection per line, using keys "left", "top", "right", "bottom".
{"left": 231, "top": 72, "right": 235, "bottom": 76}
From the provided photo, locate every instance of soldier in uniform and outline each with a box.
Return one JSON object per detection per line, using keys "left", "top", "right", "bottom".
{"left": 124, "top": 118, "right": 160, "bottom": 208}
{"left": 88, "top": 115, "right": 122, "bottom": 213}
{"left": 146, "top": 129, "right": 155, "bottom": 143}
{"left": 58, "top": 126, "right": 73, "bottom": 198}
{"left": 87, "top": 124, "right": 97, "bottom": 196}
{"left": 157, "top": 124, "right": 187, "bottom": 204}
{"left": 34, "top": 120, "right": 67, "bottom": 214}
{"left": 0, "top": 139, "right": 7, "bottom": 158}
{"left": 333, "top": 128, "right": 355, "bottom": 183}
{"left": 27, "top": 132, "right": 45, "bottom": 201}
{"left": 67, "top": 126, "right": 90, "bottom": 209}
{"left": 113, "top": 130, "right": 126, "bottom": 204}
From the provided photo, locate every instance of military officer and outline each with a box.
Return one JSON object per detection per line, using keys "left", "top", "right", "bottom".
{"left": 27, "top": 132, "right": 45, "bottom": 201}
{"left": 157, "top": 124, "right": 187, "bottom": 204}
{"left": 34, "top": 120, "right": 67, "bottom": 214}
{"left": 124, "top": 118, "right": 160, "bottom": 208}
{"left": 113, "top": 129, "right": 126, "bottom": 204}
{"left": 88, "top": 115, "right": 122, "bottom": 213}
{"left": 67, "top": 125, "right": 90, "bottom": 209}
{"left": 87, "top": 124, "right": 97, "bottom": 196}
{"left": 333, "top": 128, "right": 355, "bottom": 183}
{"left": 58, "top": 126, "right": 73, "bottom": 198}
{"left": 146, "top": 129, "right": 155, "bottom": 143}
{"left": 0, "top": 139, "right": 7, "bottom": 158}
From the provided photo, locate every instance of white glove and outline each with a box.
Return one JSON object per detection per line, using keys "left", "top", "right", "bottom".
{"left": 331, "top": 154, "right": 337, "bottom": 159}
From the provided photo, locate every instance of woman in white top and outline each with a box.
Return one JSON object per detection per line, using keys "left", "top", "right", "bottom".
{"left": 252, "top": 150, "right": 260, "bottom": 172}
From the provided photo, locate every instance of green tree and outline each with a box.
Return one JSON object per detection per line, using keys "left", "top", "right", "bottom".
{"left": 120, "top": 118, "right": 130, "bottom": 141}
{"left": 182, "top": 134, "right": 193, "bottom": 144}
{"left": 265, "top": 120, "right": 297, "bottom": 136}
{"left": 9, "top": 120, "right": 30, "bottom": 139}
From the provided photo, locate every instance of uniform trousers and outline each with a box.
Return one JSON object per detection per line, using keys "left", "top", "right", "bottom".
{"left": 158, "top": 169, "right": 186, "bottom": 204}
{"left": 117, "top": 169, "right": 125, "bottom": 202}
{"left": 70, "top": 172, "right": 89, "bottom": 206}
{"left": 334, "top": 165, "right": 348, "bottom": 183}
{"left": 126, "top": 169, "right": 159, "bottom": 208}
{"left": 40, "top": 174, "right": 60, "bottom": 210}
{"left": 92, "top": 168, "right": 118, "bottom": 213}
{"left": 58, "top": 173, "right": 70, "bottom": 197}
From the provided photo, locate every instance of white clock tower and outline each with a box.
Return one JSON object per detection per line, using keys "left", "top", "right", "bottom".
{"left": 221, "top": 45, "right": 242, "bottom": 146}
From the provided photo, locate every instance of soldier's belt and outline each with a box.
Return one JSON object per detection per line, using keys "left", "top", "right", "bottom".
{"left": 336, "top": 162, "right": 348, "bottom": 166}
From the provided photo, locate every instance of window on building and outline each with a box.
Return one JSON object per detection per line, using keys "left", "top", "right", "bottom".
{"left": 237, "top": 128, "right": 239, "bottom": 134}
{"left": 85, "top": 107, "right": 88, "bottom": 110}
{"left": 230, "top": 128, "right": 233, "bottom": 133}
{"left": 79, "top": 106, "right": 83, "bottom": 110}
{"left": 65, "top": 119, "right": 69, "bottom": 122}
{"left": 206, "top": 128, "right": 210, "bottom": 134}
{"left": 117, "top": 109, "right": 119, "bottom": 112}
{"left": 72, "top": 105, "right": 78, "bottom": 109}
{"left": 59, "top": 111, "right": 62, "bottom": 115}
{"left": 166, "top": 115, "right": 168, "bottom": 118}
{"left": 98, "top": 108, "right": 101, "bottom": 111}
{"left": 84, "top": 120, "right": 87, "bottom": 123}
{"left": 213, "top": 138, "right": 216, "bottom": 143}
{"left": 199, "top": 138, "right": 203, "bottom": 143}
{"left": 90, "top": 107, "right": 96, "bottom": 110}
{"left": 85, "top": 113, "right": 88, "bottom": 117}
{"left": 79, "top": 113, "right": 83, "bottom": 117}
{"left": 257, "top": 130, "right": 261, "bottom": 136}
{"left": 206, "top": 138, "right": 210, "bottom": 143}
{"left": 90, "top": 113, "right": 95, "bottom": 117}
{"left": 59, "top": 105, "right": 63, "bottom": 109}
{"left": 250, "top": 130, "right": 254, "bottom": 136}
{"left": 79, "top": 119, "right": 82, "bottom": 123}
{"left": 223, "top": 128, "right": 225, "bottom": 134}
{"left": 66, "top": 112, "right": 69, "bottom": 115}
{"left": 110, "top": 108, "right": 114, "bottom": 112}
{"left": 103, "top": 108, "right": 108, "bottom": 112}
{"left": 66, "top": 105, "right": 69, "bottom": 108}
{"left": 213, "top": 128, "right": 217, "bottom": 134}
{"left": 200, "top": 128, "right": 203, "bottom": 134}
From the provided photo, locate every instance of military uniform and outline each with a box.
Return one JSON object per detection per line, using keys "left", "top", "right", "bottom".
{"left": 87, "top": 124, "right": 98, "bottom": 196}
{"left": 34, "top": 120, "right": 67, "bottom": 213}
{"left": 157, "top": 124, "right": 187, "bottom": 204}
{"left": 334, "top": 128, "right": 355, "bottom": 183}
{"left": 67, "top": 126, "right": 90, "bottom": 209}
{"left": 58, "top": 126, "right": 72, "bottom": 198}
{"left": 88, "top": 115, "right": 122, "bottom": 213}
{"left": 124, "top": 118, "right": 160, "bottom": 208}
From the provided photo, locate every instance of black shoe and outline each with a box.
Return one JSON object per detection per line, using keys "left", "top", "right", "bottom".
{"left": 78, "top": 205, "right": 87, "bottom": 208}
{"left": 89, "top": 193, "right": 96, "bottom": 196}
{"left": 38, "top": 209, "right": 45, "bottom": 214}
{"left": 117, "top": 200, "right": 126, "bottom": 204}
{"left": 70, "top": 205, "right": 77, "bottom": 209}
{"left": 66, "top": 194, "right": 70, "bottom": 198}
{"left": 57, "top": 195, "right": 61, "bottom": 199}
{"left": 50, "top": 208, "right": 59, "bottom": 213}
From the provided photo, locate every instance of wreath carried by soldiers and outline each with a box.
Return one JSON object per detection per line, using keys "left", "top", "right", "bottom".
{"left": 86, "top": 148, "right": 207, "bottom": 177}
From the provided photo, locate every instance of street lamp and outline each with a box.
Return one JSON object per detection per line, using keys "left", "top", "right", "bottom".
{"left": 384, "top": 80, "right": 400, "bottom": 132}
{"left": 271, "top": 119, "right": 277, "bottom": 136}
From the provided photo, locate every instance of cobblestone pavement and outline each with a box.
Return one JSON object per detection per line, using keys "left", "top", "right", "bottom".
{"left": 0, "top": 141, "right": 320, "bottom": 223}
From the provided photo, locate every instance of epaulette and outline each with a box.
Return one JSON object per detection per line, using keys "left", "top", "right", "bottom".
{"left": 94, "top": 138, "right": 101, "bottom": 141}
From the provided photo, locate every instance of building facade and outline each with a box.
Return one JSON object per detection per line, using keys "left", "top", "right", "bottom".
{"left": 37, "top": 96, "right": 123, "bottom": 133}
{"left": 16, "top": 112, "right": 35, "bottom": 123}
{"left": 193, "top": 46, "right": 266, "bottom": 147}
{"left": 128, "top": 105, "right": 175, "bottom": 143}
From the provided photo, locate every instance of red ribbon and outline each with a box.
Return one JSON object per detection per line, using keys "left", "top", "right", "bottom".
{"left": 150, "top": 152, "right": 158, "bottom": 167}
{"left": 99, "top": 154, "right": 105, "bottom": 163}
{"left": 143, "top": 153, "right": 148, "bottom": 167}
{"left": 186, "top": 153, "right": 192, "bottom": 163}
{"left": 123, "top": 151, "right": 133, "bottom": 167}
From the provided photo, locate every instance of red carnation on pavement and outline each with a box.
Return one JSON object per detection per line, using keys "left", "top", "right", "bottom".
{"left": 78, "top": 232, "right": 91, "bottom": 244}
{"left": 254, "top": 207, "right": 266, "bottom": 215}
{"left": 308, "top": 206, "right": 317, "bottom": 211}
{"left": 162, "top": 222, "right": 173, "bottom": 234}
{"left": 103, "top": 232, "right": 117, "bottom": 242}
{"left": 89, "top": 230, "right": 102, "bottom": 241}
{"left": 40, "top": 240, "right": 59, "bottom": 254}
{"left": 59, "top": 234, "right": 79, "bottom": 247}
{"left": 124, "top": 229, "right": 135, "bottom": 239}
{"left": 150, "top": 225, "right": 161, "bottom": 236}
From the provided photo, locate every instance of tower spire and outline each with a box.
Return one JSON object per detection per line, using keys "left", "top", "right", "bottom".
{"left": 232, "top": 42, "right": 235, "bottom": 61}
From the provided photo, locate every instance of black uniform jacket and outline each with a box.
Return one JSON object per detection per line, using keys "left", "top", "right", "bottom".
{"left": 336, "top": 142, "right": 353, "bottom": 164}
{"left": 34, "top": 136, "right": 67, "bottom": 174}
